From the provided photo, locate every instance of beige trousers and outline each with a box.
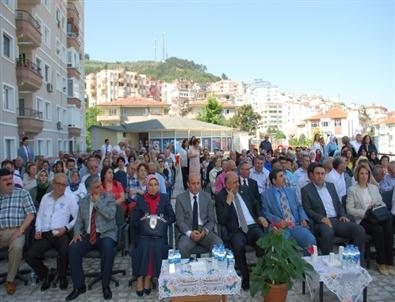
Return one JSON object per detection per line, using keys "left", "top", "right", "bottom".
{"left": 0, "top": 228, "right": 25, "bottom": 282}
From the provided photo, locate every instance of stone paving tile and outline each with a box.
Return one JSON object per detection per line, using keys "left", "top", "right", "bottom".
{"left": 1, "top": 254, "right": 394, "bottom": 302}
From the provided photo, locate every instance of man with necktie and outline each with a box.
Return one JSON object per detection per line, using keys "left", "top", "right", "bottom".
{"left": 238, "top": 160, "right": 260, "bottom": 202}
{"left": 66, "top": 175, "right": 117, "bottom": 301}
{"left": 175, "top": 174, "right": 222, "bottom": 259}
{"left": 215, "top": 172, "right": 268, "bottom": 290}
{"left": 261, "top": 168, "right": 316, "bottom": 254}
{"left": 17, "top": 137, "right": 34, "bottom": 164}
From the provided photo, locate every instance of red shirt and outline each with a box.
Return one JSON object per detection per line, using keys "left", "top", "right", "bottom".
{"left": 103, "top": 180, "right": 124, "bottom": 200}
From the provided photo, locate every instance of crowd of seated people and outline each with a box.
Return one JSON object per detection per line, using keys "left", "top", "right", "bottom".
{"left": 0, "top": 133, "right": 394, "bottom": 299}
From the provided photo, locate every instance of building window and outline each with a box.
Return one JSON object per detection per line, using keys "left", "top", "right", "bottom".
{"left": 67, "top": 79, "right": 73, "bottom": 96}
{"left": 2, "top": 32, "right": 12, "bottom": 59}
{"left": 44, "top": 25, "right": 51, "bottom": 48}
{"left": 3, "top": 84, "right": 15, "bottom": 111}
{"left": 334, "top": 119, "right": 342, "bottom": 127}
{"left": 35, "top": 57, "right": 42, "bottom": 76}
{"left": 321, "top": 121, "right": 329, "bottom": 127}
{"left": 4, "top": 137, "right": 16, "bottom": 159}
{"left": 37, "top": 139, "right": 45, "bottom": 156}
{"left": 46, "top": 140, "right": 52, "bottom": 157}
{"left": 36, "top": 97, "right": 44, "bottom": 116}
{"left": 109, "top": 109, "right": 117, "bottom": 115}
{"left": 311, "top": 121, "right": 319, "bottom": 128}
{"left": 2, "top": 0, "right": 14, "bottom": 10}
{"left": 44, "top": 102, "right": 51, "bottom": 120}
{"left": 44, "top": 64, "right": 50, "bottom": 82}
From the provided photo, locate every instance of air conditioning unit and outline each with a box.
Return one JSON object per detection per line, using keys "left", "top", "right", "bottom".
{"left": 57, "top": 121, "right": 63, "bottom": 130}
{"left": 47, "top": 83, "right": 53, "bottom": 92}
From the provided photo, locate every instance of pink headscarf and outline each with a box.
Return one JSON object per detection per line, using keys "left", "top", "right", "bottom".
{"left": 146, "top": 174, "right": 159, "bottom": 186}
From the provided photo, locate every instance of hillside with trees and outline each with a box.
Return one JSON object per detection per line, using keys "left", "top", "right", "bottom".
{"left": 85, "top": 57, "right": 221, "bottom": 83}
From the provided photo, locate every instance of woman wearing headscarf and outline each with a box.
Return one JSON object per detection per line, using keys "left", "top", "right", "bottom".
{"left": 29, "top": 169, "right": 52, "bottom": 208}
{"left": 131, "top": 175, "right": 175, "bottom": 297}
{"left": 65, "top": 169, "right": 87, "bottom": 202}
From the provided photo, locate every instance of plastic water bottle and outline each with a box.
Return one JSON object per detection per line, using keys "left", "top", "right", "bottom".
{"left": 218, "top": 244, "right": 227, "bottom": 270}
{"left": 174, "top": 249, "right": 182, "bottom": 272}
{"left": 352, "top": 246, "right": 360, "bottom": 267}
{"left": 168, "top": 249, "right": 175, "bottom": 264}
{"left": 342, "top": 245, "right": 350, "bottom": 269}
{"left": 30, "top": 271, "right": 37, "bottom": 286}
{"left": 212, "top": 244, "right": 219, "bottom": 268}
{"left": 226, "top": 249, "right": 235, "bottom": 272}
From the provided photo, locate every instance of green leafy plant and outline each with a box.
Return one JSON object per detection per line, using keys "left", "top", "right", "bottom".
{"left": 250, "top": 223, "right": 313, "bottom": 297}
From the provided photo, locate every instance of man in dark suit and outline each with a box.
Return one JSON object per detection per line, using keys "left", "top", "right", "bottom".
{"left": 215, "top": 171, "right": 268, "bottom": 290}
{"left": 17, "top": 136, "right": 34, "bottom": 164}
{"left": 238, "top": 160, "right": 260, "bottom": 203}
{"left": 175, "top": 174, "right": 222, "bottom": 259}
{"left": 65, "top": 175, "right": 117, "bottom": 301}
{"left": 261, "top": 168, "right": 316, "bottom": 254}
{"left": 301, "top": 164, "right": 365, "bottom": 256}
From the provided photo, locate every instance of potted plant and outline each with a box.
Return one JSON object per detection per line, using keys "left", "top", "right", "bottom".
{"left": 250, "top": 221, "right": 313, "bottom": 302}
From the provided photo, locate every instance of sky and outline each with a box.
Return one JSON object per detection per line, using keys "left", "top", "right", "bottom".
{"left": 85, "top": 0, "right": 394, "bottom": 109}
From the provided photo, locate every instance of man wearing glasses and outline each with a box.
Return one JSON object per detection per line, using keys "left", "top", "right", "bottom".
{"left": 25, "top": 173, "right": 78, "bottom": 291}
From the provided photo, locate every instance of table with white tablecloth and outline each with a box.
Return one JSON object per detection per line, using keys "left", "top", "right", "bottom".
{"left": 303, "top": 255, "right": 373, "bottom": 302}
{"left": 158, "top": 258, "right": 241, "bottom": 301}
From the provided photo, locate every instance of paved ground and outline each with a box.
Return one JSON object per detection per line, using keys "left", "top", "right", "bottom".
{"left": 1, "top": 254, "right": 395, "bottom": 302}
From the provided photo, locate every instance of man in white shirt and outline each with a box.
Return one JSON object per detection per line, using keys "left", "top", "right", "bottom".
{"left": 175, "top": 174, "right": 222, "bottom": 258}
{"left": 325, "top": 157, "right": 348, "bottom": 201}
{"left": 249, "top": 156, "right": 270, "bottom": 194}
{"left": 350, "top": 133, "right": 362, "bottom": 155}
{"left": 301, "top": 164, "right": 365, "bottom": 256}
{"left": 295, "top": 155, "right": 311, "bottom": 203}
{"left": 100, "top": 139, "right": 113, "bottom": 160}
{"left": 25, "top": 173, "right": 78, "bottom": 291}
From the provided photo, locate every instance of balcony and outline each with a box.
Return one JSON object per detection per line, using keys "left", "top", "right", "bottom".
{"left": 17, "top": 108, "right": 43, "bottom": 136}
{"left": 17, "top": 0, "right": 40, "bottom": 10}
{"left": 67, "top": 32, "right": 80, "bottom": 50}
{"left": 15, "top": 10, "right": 41, "bottom": 48}
{"left": 68, "top": 125, "right": 81, "bottom": 138}
{"left": 67, "top": 2, "right": 80, "bottom": 25}
{"left": 67, "top": 65, "right": 81, "bottom": 79}
{"left": 67, "top": 97, "right": 81, "bottom": 108}
{"left": 16, "top": 58, "right": 43, "bottom": 91}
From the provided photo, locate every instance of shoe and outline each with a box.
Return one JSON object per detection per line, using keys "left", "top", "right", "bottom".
{"left": 241, "top": 278, "right": 250, "bottom": 291}
{"left": 136, "top": 290, "right": 144, "bottom": 297}
{"left": 4, "top": 281, "right": 16, "bottom": 295}
{"left": 102, "top": 286, "right": 112, "bottom": 300}
{"left": 59, "top": 278, "right": 68, "bottom": 290}
{"left": 378, "top": 265, "right": 389, "bottom": 276}
{"left": 41, "top": 272, "right": 55, "bottom": 291}
{"left": 65, "top": 286, "right": 86, "bottom": 301}
{"left": 386, "top": 266, "right": 395, "bottom": 276}
{"left": 144, "top": 288, "right": 152, "bottom": 295}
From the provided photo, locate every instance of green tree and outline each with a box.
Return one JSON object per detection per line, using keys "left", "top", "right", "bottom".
{"left": 227, "top": 105, "right": 261, "bottom": 135}
{"left": 266, "top": 126, "right": 286, "bottom": 144}
{"left": 221, "top": 73, "right": 229, "bottom": 80}
{"left": 86, "top": 106, "right": 101, "bottom": 151}
{"left": 197, "top": 97, "right": 224, "bottom": 125}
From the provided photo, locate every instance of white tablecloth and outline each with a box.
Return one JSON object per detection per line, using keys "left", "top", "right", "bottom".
{"left": 304, "top": 256, "right": 373, "bottom": 302}
{"left": 158, "top": 258, "right": 241, "bottom": 299}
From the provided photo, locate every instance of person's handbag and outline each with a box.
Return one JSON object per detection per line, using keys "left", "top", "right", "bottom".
{"left": 139, "top": 213, "right": 168, "bottom": 238}
{"left": 366, "top": 204, "right": 391, "bottom": 223}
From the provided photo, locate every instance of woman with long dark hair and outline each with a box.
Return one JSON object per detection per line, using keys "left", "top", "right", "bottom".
{"left": 179, "top": 138, "right": 189, "bottom": 190}
{"left": 101, "top": 166, "right": 125, "bottom": 206}
{"left": 358, "top": 135, "right": 378, "bottom": 158}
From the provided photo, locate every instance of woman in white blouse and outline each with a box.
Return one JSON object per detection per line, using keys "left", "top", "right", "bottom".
{"left": 346, "top": 164, "right": 393, "bottom": 276}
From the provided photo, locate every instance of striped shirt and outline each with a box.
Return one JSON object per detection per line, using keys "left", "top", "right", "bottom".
{"left": 0, "top": 188, "right": 36, "bottom": 228}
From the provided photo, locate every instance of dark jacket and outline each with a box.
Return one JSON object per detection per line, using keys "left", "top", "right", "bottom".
{"left": 301, "top": 182, "right": 346, "bottom": 224}
{"left": 215, "top": 188, "right": 262, "bottom": 241}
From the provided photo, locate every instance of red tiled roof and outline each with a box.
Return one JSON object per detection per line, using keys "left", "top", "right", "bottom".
{"left": 98, "top": 97, "right": 169, "bottom": 107}
{"left": 307, "top": 107, "right": 347, "bottom": 120}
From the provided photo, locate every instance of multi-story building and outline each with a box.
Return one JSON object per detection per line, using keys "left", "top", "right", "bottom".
{"left": 96, "top": 97, "right": 170, "bottom": 126}
{"left": 0, "top": 0, "right": 85, "bottom": 160}
{"left": 373, "top": 111, "right": 395, "bottom": 157}
{"left": 85, "top": 68, "right": 154, "bottom": 107}
{"left": 209, "top": 79, "right": 245, "bottom": 102}
{"left": 186, "top": 100, "right": 237, "bottom": 120}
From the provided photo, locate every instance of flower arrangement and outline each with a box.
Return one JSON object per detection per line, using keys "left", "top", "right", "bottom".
{"left": 250, "top": 220, "right": 313, "bottom": 300}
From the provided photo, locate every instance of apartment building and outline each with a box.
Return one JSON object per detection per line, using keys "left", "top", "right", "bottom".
{"left": 85, "top": 69, "right": 153, "bottom": 107}
{"left": 0, "top": 0, "right": 85, "bottom": 160}
{"left": 373, "top": 111, "right": 395, "bottom": 156}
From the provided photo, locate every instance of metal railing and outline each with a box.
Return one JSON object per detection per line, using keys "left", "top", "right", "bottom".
{"left": 18, "top": 108, "right": 43, "bottom": 120}
{"left": 16, "top": 57, "right": 43, "bottom": 77}
{"left": 15, "top": 10, "right": 41, "bottom": 33}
